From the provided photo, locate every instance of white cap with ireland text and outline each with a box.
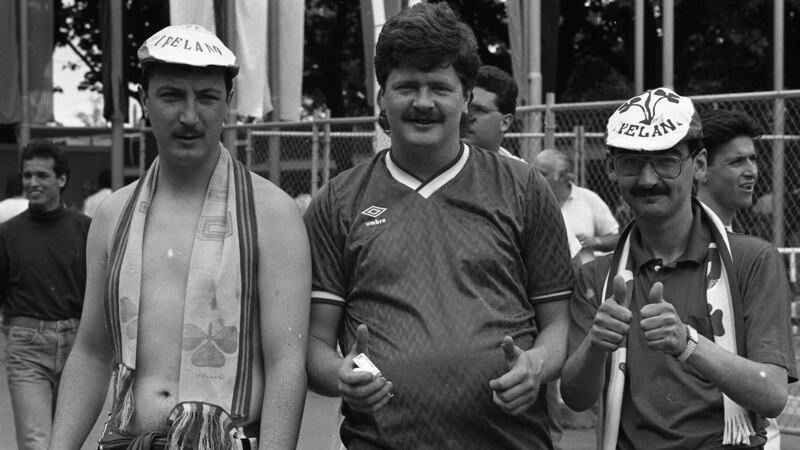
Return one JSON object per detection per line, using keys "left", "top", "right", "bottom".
{"left": 606, "top": 87, "right": 702, "bottom": 151}
{"left": 137, "top": 24, "right": 239, "bottom": 77}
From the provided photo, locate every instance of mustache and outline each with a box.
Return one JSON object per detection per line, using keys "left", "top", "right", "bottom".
{"left": 630, "top": 184, "right": 669, "bottom": 196}
{"left": 402, "top": 110, "right": 443, "bottom": 122}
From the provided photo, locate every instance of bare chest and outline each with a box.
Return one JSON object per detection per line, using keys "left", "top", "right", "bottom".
{"left": 131, "top": 202, "right": 202, "bottom": 429}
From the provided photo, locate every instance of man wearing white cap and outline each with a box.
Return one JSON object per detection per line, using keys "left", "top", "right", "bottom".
{"left": 561, "top": 87, "right": 796, "bottom": 449}
{"left": 50, "top": 25, "right": 310, "bottom": 449}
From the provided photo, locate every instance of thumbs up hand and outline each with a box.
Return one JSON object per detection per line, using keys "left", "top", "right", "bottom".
{"left": 338, "top": 324, "right": 394, "bottom": 412}
{"left": 588, "top": 275, "right": 633, "bottom": 353}
{"left": 639, "top": 282, "right": 687, "bottom": 356}
{"left": 488, "top": 336, "right": 544, "bottom": 416}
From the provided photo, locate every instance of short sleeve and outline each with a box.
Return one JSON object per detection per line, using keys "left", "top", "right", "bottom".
{"left": 303, "top": 184, "right": 347, "bottom": 306}
{"left": 524, "top": 170, "right": 574, "bottom": 304}
{"left": 590, "top": 191, "right": 620, "bottom": 237}
{"left": 567, "top": 259, "right": 608, "bottom": 354}
{"left": 737, "top": 243, "right": 798, "bottom": 382}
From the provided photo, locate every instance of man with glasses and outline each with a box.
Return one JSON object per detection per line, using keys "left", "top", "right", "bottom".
{"left": 561, "top": 87, "right": 796, "bottom": 449}
{"left": 464, "top": 65, "right": 521, "bottom": 159}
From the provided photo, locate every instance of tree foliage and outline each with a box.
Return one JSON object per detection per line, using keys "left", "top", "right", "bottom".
{"left": 55, "top": 0, "right": 169, "bottom": 97}
{"left": 304, "top": 0, "right": 371, "bottom": 117}
{"left": 55, "top": 0, "right": 800, "bottom": 117}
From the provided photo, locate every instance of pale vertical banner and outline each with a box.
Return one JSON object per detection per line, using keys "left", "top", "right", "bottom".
{"left": 506, "top": 0, "right": 525, "bottom": 104}
{"left": 0, "top": 0, "right": 21, "bottom": 124}
{"left": 275, "top": 1, "right": 304, "bottom": 121}
{"left": 170, "top": 0, "right": 216, "bottom": 33}
{"left": 28, "top": 0, "right": 54, "bottom": 124}
{"left": 234, "top": 0, "right": 271, "bottom": 118}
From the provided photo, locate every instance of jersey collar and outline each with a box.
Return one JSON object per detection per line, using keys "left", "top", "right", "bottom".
{"left": 385, "top": 144, "right": 470, "bottom": 199}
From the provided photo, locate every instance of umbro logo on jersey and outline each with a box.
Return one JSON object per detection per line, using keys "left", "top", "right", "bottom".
{"left": 361, "top": 206, "right": 387, "bottom": 227}
{"left": 361, "top": 206, "right": 386, "bottom": 218}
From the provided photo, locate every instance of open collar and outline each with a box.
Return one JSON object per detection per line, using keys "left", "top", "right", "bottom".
{"left": 385, "top": 144, "right": 470, "bottom": 199}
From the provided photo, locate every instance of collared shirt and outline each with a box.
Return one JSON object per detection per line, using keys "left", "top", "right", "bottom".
{"left": 498, "top": 146, "right": 525, "bottom": 162}
{"left": 561, "top": 183, "right": 619, "bottom": 265}
{"left": 568, "top": 204, "right": 797, "bottom": 449}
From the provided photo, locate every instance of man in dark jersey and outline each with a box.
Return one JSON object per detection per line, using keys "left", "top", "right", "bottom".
{"left": 304, "top": 3, "right": 574, "bottom": 448}
{"left": 0, "top": 140, "right": 90, "bottom": 450}
{"left": 561, "top": 87, "right": 797, "bottom": 449}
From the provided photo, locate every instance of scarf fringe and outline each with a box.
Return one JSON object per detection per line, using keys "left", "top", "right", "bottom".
{"left": 165, "top": 402, "right": 238, "bottom": 450}
{"left": 109, "top": 364, "right": 135, "bottom": 432}
{"left": 601, "top": 203, "right": 755, "bottom": 448}
{"left": 722, "top": 402, "right": 755, "bottom": 445}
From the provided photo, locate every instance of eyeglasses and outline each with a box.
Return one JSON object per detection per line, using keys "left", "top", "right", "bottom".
{"left": 468, "top": 104, "right": 501, "bottom": 116}
{"left": 612, "top": 153, "right": 693, "bottom": 179}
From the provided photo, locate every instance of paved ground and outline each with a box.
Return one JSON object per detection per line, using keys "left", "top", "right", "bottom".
{"left": 0, "top": 328, "right": 595, "bottom": 449}
{"left": 0, "top": 327, "right": 796, "bottom": 449}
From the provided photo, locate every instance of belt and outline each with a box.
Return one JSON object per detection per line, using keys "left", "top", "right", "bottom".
{"left": 7, "top": 316, "right": 80, "bottom": 331}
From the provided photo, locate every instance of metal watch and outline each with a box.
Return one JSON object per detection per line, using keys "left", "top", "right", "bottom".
{"left": 677, "top": 324, "right": 699, "bottom": 362}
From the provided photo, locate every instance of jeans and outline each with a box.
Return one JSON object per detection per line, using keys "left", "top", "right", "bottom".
{"left": 5, "top": 318, "right": 79, "bottom": 450}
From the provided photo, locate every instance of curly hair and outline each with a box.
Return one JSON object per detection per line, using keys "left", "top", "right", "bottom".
{"left": 374, "top": 2, "right": 480, "bottom": 95}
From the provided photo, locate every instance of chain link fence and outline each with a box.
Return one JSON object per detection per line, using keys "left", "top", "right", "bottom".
{"left": 238, "top": 89, "right": 800, "bottom": 434}
{"left": 23, "top": 89, "right": 800, "bottom": 434}
{"left": 505, "top": 91, "right": 800, "bottom": 435}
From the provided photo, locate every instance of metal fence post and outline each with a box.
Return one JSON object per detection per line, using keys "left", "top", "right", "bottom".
{"left": 245, "top": 128, "right": 253, "bottom": 170}
{"left": 323, "top": 119, "right": 332, "bottom": 186}
{"left": 268, "top": 130, "right": 281, "bottom": 185}
{"left": 138, "top": 120, "right": 147, "bottom": 179}
{"left": 544, "top": 93, "right": 556, "bottom": 150}
{"left": 773, "top": 96, "right": 786, "bottom": 246}
{"left": 311, "top": 120, "right": 320, "bottom": 194}
{"left": 573, "top": 125, "right": 586, "bottom": 187}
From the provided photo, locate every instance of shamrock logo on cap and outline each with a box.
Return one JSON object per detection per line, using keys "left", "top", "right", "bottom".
{"left": 616, "top": 89, "right": 681, "bottom": 125}
{"left": 606, "top": 86, "right": 701, "bottom": 151}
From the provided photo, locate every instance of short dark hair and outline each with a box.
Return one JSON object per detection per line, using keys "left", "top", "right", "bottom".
{"left": 474, "top": 65, "right": 517, "bottom": 115}
{"left": 141, "top": 63, "right": 234, "bottom": 96}
{"left": 20, "top": 140, "right": 70, "bottom": 191}
{"left": 374, "top": 2, "right": 480, "bottom": 95}
{"left": 700, "top": 109, "right": 761, "bottom": 164}
{"left": 4, "top": 173, "right": 23, "bottom": 198}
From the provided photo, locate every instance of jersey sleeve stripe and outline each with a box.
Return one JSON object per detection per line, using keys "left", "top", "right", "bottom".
{"left": 530, "top": 289, "right": 572, "bottom": 303}
{"left": 311, "top": 290, "right": 345, "bottom": 305}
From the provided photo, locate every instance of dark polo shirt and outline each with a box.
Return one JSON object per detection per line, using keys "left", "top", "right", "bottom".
{"left": 569, "top": 203, "right": 797, "bottom": 450}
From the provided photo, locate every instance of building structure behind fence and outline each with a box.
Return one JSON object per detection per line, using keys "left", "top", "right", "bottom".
{"left": 4, "top": 89, "right": 800, "bottom": 434}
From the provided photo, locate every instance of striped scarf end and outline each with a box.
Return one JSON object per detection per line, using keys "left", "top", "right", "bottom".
{"left": 722, "top": 413, "right": 755, "bottom": 446}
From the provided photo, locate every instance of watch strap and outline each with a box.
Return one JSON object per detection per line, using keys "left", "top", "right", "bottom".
{"left": 677, "top": 324, "right": 698, "bottom": 362}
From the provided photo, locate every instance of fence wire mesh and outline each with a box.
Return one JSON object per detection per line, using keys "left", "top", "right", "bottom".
{"left": 241, "top": 90, "right": 800, "bottom": 433}
{"left": 23, "top": 90, "right": 800, "bottom": 434}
